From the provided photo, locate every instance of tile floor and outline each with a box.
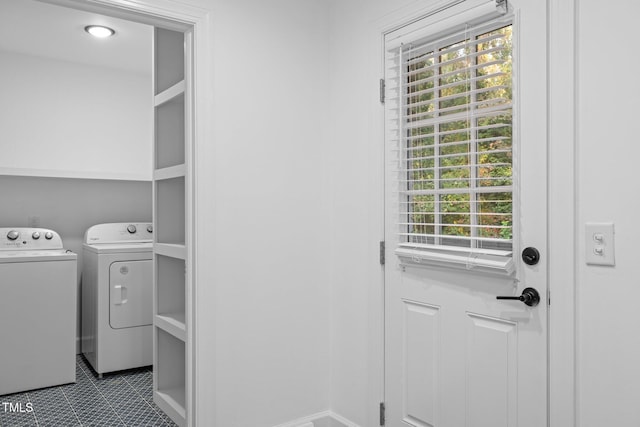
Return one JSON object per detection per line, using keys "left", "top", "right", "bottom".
{"left": 0, "top": 355, "right": 176, "bottom": 426}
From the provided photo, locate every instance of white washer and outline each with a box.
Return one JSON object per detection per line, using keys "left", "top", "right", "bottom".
{"left": 82, "top": 223, "right": 153, "bottom": 376}
{"left": 0, "top": 228, "right": 77, "bottom": 395}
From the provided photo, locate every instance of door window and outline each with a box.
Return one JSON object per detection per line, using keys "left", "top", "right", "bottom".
{"left": 386, "top": 18, "right": 515, "bottom": 275}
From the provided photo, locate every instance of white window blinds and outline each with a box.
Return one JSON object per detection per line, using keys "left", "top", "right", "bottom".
{"left": 385, "top": 2, "right": 515, "bottom": 275}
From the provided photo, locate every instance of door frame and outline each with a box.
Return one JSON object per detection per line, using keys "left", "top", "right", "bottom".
{"left": 36, "top": 0, "right": 213, "bottom": 425}
{"left": 372, "top": 0, "right": 577, "bottom": 425}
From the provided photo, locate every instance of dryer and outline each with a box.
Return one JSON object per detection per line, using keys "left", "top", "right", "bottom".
{"left": 82, "top": 223, "right": 153, "bottom": 376}
{"left": 0, "top": 228, "right": 77, "bottom": 395}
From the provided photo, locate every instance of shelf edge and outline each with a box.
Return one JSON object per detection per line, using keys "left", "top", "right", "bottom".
{"left": 154, "top": 243, "right": 186, "bottom": 259}
{"left": 0, "top": 167, "right": 151, "bottom": 182}
{"left": 154, "top": 80, "right": 185, "bottom": 107}
{"left": 155, "top": 314, "right": 186, "bottom": 342}
{"left": 154, "top": 390, "right": 186, "bottom": 427}
{"left": 154, "top": 164, "right": 186, "bottom": 181}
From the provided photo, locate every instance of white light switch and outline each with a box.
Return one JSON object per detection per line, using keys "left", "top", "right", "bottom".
{"left": 585, "top": 223, "right": 615, "bottom": 266}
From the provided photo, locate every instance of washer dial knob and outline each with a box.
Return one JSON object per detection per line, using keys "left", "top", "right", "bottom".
{"left": 7, "top": 230, "right": 19, "bottom": 241}
{"left": 127, "top": 225, "right": 137, "bottom": 234}
{"left": 32, "top": 232, "right": 41, "bottom": 240}
{"left": 45, "top": 232, "right": 53, "bottom": 240}
{"left": 147, "top": 225, "right": 153, "bottom": 233}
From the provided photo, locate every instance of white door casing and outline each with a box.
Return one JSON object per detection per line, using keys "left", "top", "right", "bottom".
{"left": 37, "top": 1, "right": 212, "bottom": 425}
{"left": 384, "top": 0, "right": 547, "bottom": 426}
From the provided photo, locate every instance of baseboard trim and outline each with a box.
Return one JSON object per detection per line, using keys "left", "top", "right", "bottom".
{"left": 329, "top": 411, "right": 361, "bottom": 427}
{"left": 272, "top": 410, "right": 361, "bottom": 427}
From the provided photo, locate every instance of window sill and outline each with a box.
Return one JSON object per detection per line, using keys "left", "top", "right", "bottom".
{"left": 395, "top": 244, "right": 515, "bottom": 277}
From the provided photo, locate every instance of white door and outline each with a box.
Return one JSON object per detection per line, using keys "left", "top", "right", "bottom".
{"left": 384, "top": 1, "right": 547, "bottom": 426}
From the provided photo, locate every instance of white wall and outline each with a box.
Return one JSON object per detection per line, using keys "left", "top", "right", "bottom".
{"left": 0, "top": 50, "right": 152, "bottom": 180}
{"left": 203, "top": 0, "right": 333, "bottom": 425}
{"left": 327, "top": 0, "right": 447, "bottom": 424}
{"left": 576, "top": 1, "right": 640, "bottom": 425}
{"left": 0, "top": 175, "right": 151, "bottom": 352}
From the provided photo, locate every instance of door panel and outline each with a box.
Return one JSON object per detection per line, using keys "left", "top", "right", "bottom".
{"left": 466, "top": 313, "right": 517, "bottom": 427}
{"left": 384, "top": 1, "right": 547, "bottom": 426}
{"left": 403, "top": 300, "right": 439, "bottom": 427}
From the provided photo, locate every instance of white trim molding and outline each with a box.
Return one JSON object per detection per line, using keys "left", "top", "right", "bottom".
{"left": 37, "top": 1, "right": 214, "bottom": 426}
{"left": 271, "top": 411, "right": 362, "bottom": 427}
{"left": 547, "top": 0, "right": 577, "bottom": 425}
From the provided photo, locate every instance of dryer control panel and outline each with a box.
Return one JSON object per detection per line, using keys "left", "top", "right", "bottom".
{"left": 84, "top": 223, "right": 153, "bottom": 244}
{"left": 0, "top": 228, "right": 64, "bottom": 250}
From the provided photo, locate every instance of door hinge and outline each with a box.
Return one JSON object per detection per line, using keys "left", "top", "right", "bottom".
{"left": 379, "top": 78, "right": 385, "bottom": 104}
{"left": 379, "top": 241, "right": 385, "bottom": 265}
{"left": 379, "top": 402, "right": 386, "bottom": 426}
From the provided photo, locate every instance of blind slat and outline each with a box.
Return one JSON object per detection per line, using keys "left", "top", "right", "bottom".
{"left": 401, "top": 106, "right": 512, "bottom": 132}
{"left": 392, "top": 135, "right": 510, "bottom": 148}
{"left": 399, "top": 199, "right": 513, "bottom": 204}
{"left": 402, "top": 84, "right": 510, "bottom": 114}
{"left": 403, "top": 56, "right": 507, "bottom": 83}
{"left": 400, "top": 185, "right": 513, "bottom": 196}
{"left": 398, "top": 232, "right": 512, "bottom": 244}
{"left": 397, "top": 71, "right": 508, "bottom": 103}
{"left": 404, "top": 148, "right": 511, "bottom": 162}
{"left": 399, "top": 212, "right": 512, "bottom": 217}
{"left": 401, "top": 164, "right": 512, "bottom": 173}
{"left": 404, "top": 98, "right": 510, "bottom": 122}
{"left": 399, "top": 222, "right": 511, "bottom": 229}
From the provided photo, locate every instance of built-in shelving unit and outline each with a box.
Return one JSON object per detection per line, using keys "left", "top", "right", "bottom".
{"left": 152, "top": 26, "right": 189, "bottom": 427}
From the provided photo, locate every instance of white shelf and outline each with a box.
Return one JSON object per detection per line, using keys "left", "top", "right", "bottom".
{"left": 154, "top": 80, "right": 185, "bottom": 107}
{"left": 0, "top": 167, "right": 151, "bottom": 182}
{"left": 155, "top": 388, "right": 186, "bottom": 427}
{"left": 155, "top": 243, "right": 186, "bottom": 260}
{"left": 155, "top": 314, "right": 186, "bottom": 342}
{"left": 154, "top": 164, "right": 186, "bottom": 181}
{"left": 154, "top": 26, "right": 188, "bottom": 427}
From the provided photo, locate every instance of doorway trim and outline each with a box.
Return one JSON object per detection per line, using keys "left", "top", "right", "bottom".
{"left": 372, "top": 0, "right": 577, "bottom": 425}
{"left": 36, "top": 0, "right": 213, "bottom": 425}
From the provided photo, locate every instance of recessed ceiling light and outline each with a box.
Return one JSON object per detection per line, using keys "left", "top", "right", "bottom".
{"left": 84, "top": 25, "right": 115, "bottom": 38}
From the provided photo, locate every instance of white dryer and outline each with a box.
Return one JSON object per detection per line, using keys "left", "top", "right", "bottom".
{"left": 82, "top": 222, "right": 153, "bottom": 376}
{"left": 0, "top": 228, "right": 77, "bottom": 395}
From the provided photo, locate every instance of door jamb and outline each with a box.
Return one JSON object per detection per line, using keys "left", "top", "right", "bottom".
{"left": 34, "top": 1, "right": 213, "bottom": 426}
{"left": 547, "top": 0, "right": 577, "bottom": 425}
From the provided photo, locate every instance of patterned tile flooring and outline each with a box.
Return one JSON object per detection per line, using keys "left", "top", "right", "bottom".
{"left": 0, "top": 355, "right": 177, "bottom": 426}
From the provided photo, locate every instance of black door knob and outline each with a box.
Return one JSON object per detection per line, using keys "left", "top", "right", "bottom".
{"left": 496, "top": 287, "right": 540, "bottom": 307}
{"left": 522, "top": 247, "right": 540, "bottom": 265}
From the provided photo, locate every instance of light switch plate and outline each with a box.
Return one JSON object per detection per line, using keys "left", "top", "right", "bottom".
{"left": 585, "top": 222, "right": 615, "bottom": 266}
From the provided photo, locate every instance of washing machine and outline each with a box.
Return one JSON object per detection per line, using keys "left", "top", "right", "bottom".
{"left": 82, "top": 222, "right": 153, "bottom": 376}
{"left": 0, "top": 228, "right": 77, "bottom": 395}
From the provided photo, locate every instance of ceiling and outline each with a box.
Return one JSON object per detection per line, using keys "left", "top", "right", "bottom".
{"left": 0, "top": 0, "right": 152, "bottom": 76}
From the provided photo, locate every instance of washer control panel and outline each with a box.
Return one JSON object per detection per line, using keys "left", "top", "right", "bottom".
{"left": 84, "top": 223, "right": 153, "bottom": 244}
{"left": 0, "top": 228, "right": 64, "bottom": 250}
